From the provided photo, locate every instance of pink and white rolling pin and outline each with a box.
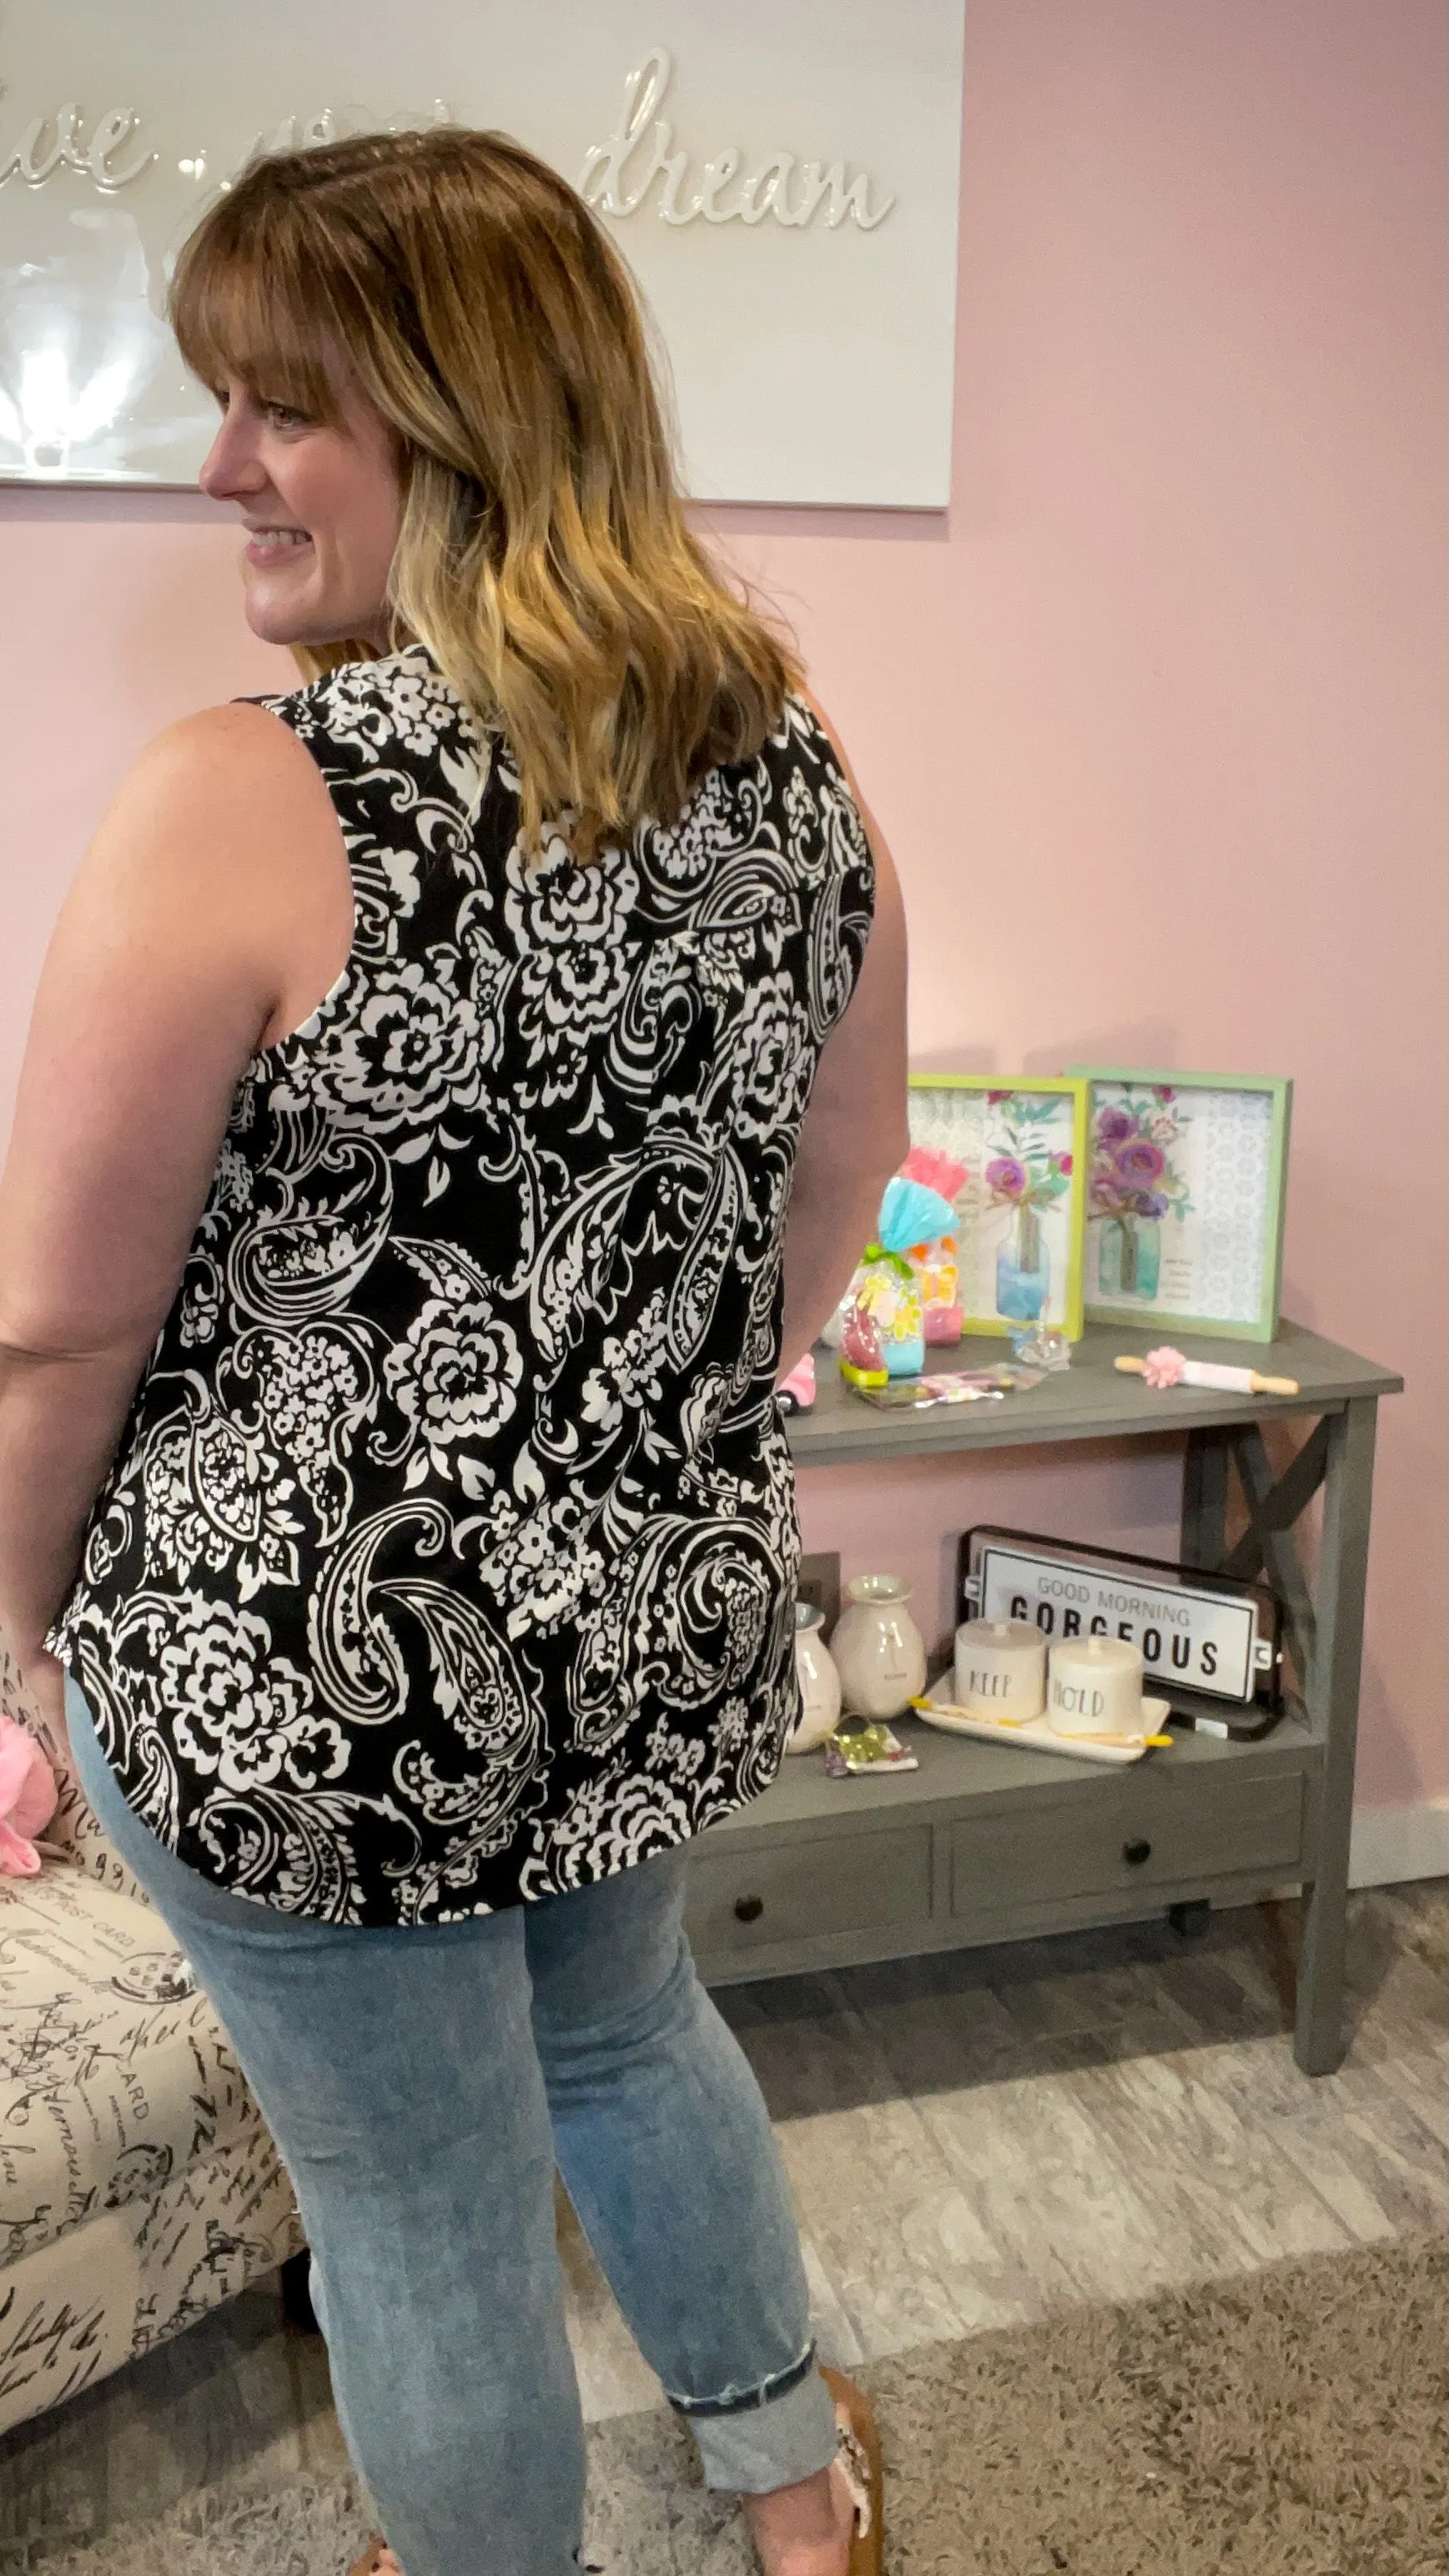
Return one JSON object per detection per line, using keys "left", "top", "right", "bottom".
{"left": 1115, "top": 1346, "right": 1300, "bottom": 1397}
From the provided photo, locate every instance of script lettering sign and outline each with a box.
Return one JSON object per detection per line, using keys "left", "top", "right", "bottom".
{"left": 0, "top": 1, "right": 965, "bottom": 502}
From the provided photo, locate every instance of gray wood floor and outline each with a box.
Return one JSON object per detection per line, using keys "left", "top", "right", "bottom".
{"left": 3, "top": 1879, "right": 1444, "bottom": 2565}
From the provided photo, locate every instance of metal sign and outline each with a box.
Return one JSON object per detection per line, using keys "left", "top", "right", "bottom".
{"left": 958, "top": 1526, "right": 1279, "bottom": 1708}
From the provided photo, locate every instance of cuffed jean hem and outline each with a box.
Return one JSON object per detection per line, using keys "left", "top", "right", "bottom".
{"left": 674, "top": 2354, "right": 840, "bottom": 2495}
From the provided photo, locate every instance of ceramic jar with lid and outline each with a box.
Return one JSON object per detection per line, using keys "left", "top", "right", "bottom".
{"left": 787, "top": 1602, "right": 843, "bottom": 1753}
{"left": 830, "top": 1574, "right": 928, "bottom": 1720}
{"left": 953, "top": 1617, "right": 1048, "bottom": 1722}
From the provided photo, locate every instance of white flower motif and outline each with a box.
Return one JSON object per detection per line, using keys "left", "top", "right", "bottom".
{"left": 298, "top": 948, "right": 483, "bottom": 1135}
{"left": 732, "top": 971, "right": 813, "bottom": 1141}
{"left": 305, "top": 649, "right": 476, "bottom": 760}
{"left": 384, "top": 1296, "right": 524, "bottom": 1473}
{"left": 503, "top": 836, "right": 638, "bottom": 948}
{"left": 177, "top": 1258, "right": 224, "bottom": 1350}
{"left": 161, "top": 1595, "right": 346, "bottom": 1794}
{"left": 637, "top": 765, "right": 760, "bottom": 897}
{"left": 579, "top": 1291, "right": 671, "bottom": 1436}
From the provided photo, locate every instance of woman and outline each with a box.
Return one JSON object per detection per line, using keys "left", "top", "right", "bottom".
{"left": 0, "top": 130, "right": 907, "bottom": 2576}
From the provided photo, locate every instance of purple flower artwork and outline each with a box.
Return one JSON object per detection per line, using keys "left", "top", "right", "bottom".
{"left": 1088, "top": 1089, "right": 1193, "bottom": 1300}
{"left": 1113, "top": 1138, "right": 1166, "bottom": 1188}
{"left": 1089, "top": 1100, "right": 1190, "bottom": 1225}
{"left": 984, "top": 1100, "right": 1074, "bottom": 1321}
{"left": 1094, "top": 1106, "right": 1136, "bottom": 1148}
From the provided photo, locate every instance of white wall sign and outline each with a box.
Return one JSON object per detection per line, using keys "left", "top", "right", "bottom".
{"left": 0, "top": 1, "right": 965, "bottom": 505}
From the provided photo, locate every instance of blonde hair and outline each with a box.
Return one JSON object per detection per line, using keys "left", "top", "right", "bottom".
{"left": 170, "top": 128, "right": 799, "bottom": 856}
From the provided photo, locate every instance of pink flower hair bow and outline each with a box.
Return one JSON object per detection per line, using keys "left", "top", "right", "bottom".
{"left": 0, "top": 1713, "right": 59, "bottom": 1876}
{"left": 1141, "top": 1346, "right": 1188, "bottom": 1391}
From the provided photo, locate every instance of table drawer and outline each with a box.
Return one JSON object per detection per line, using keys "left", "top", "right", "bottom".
{"left": 948, "top": 1768, "right": 1305, "bottom": 1922}
{"left": 687, "top": 1824, "right": 932, "bottom": 1958}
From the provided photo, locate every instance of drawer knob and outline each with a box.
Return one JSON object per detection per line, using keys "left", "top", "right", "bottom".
{"left": 734, "top": 1894, "right": 765, "bottom": 1924}
{"left": 1123, "top": 1839, "right": 1153, "bottom": 1867}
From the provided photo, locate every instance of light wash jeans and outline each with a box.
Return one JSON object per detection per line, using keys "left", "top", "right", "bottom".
{"left": 68, "top": 1683, "right": 837, "bottom": 2576}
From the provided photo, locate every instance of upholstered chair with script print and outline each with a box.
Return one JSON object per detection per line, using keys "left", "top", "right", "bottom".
{"left": 0, "top": 1658, "right": 301, "bottom": 2434}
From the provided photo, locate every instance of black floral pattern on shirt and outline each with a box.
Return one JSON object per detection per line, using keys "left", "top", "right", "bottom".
{"left": 55, "top": 650, "right": 874, "bottom": 1924}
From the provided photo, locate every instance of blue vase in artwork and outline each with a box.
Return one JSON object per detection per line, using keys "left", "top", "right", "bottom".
{"left": 1099, "top": 1213, "right": 1161, "bottom": 1300}
{"left": 996, "top": 1204, "right": 1050, "bottom": 1322}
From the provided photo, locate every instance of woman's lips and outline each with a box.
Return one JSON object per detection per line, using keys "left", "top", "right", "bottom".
{"left": 244, "top": 527, "right": 314, "bottom": 566}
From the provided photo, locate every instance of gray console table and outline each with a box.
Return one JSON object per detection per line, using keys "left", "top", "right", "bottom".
{"left": 684, "top": 1319, "right": 1402, "bottom": 2077}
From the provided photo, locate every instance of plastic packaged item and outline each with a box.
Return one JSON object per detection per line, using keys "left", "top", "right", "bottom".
{"left": 838, "top": 1297, "right": 888, "bottom": 1389}
{"left": 914, "top": 1236, "right": 964, "bottom": 1343}
{"left": 899, "top": 1146, "right": 968, "bottom": 1344}
{"left": 851, "top": 1366, "right": 1044, "bottom": 1410}
{"left": 1007, "top": 1323, "right": 1074, "bottom": 1372}
{"left": 822, "top": 1722, "right": 919, "bottom": 1777}
{"left": 835, "top": 1173, "right": 959, "bottom": 1382}
{"left": 850, "top": 1248, "right": 923, "bottom": 1378}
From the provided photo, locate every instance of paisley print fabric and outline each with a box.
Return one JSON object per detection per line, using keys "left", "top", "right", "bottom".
{"left": 54, "top": 650, "right": 874, "bottom": 1924}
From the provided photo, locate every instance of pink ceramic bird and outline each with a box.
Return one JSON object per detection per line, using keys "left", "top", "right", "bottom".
{"left": 0, "top": 1713, "right": 59, "bottom": 1876}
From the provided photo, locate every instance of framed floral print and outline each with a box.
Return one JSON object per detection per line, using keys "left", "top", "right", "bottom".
{"left": 1068, "top": 1068, "right": 1293, "bottom": 1343}
{"left": 906, "top": 1077, "right": 1089, "bottom": 1339}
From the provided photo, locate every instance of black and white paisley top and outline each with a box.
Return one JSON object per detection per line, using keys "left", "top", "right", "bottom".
{"left": 55, "top": 649, "right": 874, "bottom": 1925}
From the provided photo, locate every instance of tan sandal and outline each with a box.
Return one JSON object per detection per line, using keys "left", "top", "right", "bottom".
{"left": 347, "top": 2541, "right": 399, "bottom": 2576}
{"left": 821, "top": 2366, "right": 883, "bottom": 2575}
{"left": 346, "top": 2530, "right": 611, "bottom": 2575}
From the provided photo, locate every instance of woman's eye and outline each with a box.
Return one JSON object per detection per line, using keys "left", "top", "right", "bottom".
{"left": 264, "top": 400, "right": 308, "bottom": 431}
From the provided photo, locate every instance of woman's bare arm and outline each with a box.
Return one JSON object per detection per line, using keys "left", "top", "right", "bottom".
{"left": 0, "top": 706, "right": 350, "bottom": 1734}
{"left": 777, "top": 704, "right": 910, "bottom": 1368}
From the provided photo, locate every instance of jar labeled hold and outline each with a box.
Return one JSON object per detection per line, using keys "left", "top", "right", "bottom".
{"left": 831, "top": 1575, "right": 927, "bottom": 1720}
{"left": 953, "top": 1618, "right": 1047, "bottom": 1723}
{"left": 1046, "top": 1634, "right": 1145, "bottom": 1735}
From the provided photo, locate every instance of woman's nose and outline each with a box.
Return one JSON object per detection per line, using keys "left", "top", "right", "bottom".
{"left": 199, "top": 411, "right": 265, "bottom": 501}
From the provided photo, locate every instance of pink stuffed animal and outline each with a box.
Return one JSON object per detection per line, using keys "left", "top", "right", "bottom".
{"left": 0, "top": 1712, "right": 59, "bottom": 1876}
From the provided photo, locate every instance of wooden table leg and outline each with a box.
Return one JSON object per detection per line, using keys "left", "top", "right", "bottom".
{"left": 1181, "top": 1426, "right": 1231, "bottom": 1572}
{"left": 1295, "top": 1396, "right": 1379, "bottom": 2075}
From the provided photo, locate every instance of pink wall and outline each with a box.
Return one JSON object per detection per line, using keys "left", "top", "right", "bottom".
{"left": 1, "top": 0, "right": 1444, "bottom": 1813}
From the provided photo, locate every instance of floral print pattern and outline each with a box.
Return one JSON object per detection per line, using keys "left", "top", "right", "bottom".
{"left": 54, "top": 650, "right": 873, "bottom": 1924}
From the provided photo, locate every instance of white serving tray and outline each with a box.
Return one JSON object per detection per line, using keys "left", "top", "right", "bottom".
{"left": 914, "top": 1672, "right": 1173, "bottom": 1767}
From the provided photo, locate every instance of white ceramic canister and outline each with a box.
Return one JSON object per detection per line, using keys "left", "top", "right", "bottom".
{"left": 831, "top": 1574, "right": 928, "bottom": 1720}
{"left": 1046, "top": 1634, "right": 1145, "bottom": 1735}
{"left": 953, "top": 1618, "right": 1048, "bottom": 1723}
{"left": 788, "top": 1602, "right": 843, "bottom": 1753}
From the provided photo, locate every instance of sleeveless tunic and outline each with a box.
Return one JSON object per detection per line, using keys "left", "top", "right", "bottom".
{"left": 54, "top": 650, "right": 874, "bottom": 1925}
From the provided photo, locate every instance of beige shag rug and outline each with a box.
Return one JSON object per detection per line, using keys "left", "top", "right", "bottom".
{"left": 10, "top": 2232, "right": 1445, "bottom": 2576}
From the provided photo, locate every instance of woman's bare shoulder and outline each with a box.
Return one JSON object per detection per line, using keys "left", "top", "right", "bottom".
{"left": 88, "top": 698, "right": 340, "bottom": 898}
{"left": 116, "top": 697, "right": 319, "bottom": 805}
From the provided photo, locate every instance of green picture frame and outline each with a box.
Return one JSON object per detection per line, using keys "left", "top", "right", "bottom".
{"left": 1067, "top": 1068, "right": 1293, "bottom": 1343}
{"left": 907, "top": 1075, "right": 1090, "bottom": 1340}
